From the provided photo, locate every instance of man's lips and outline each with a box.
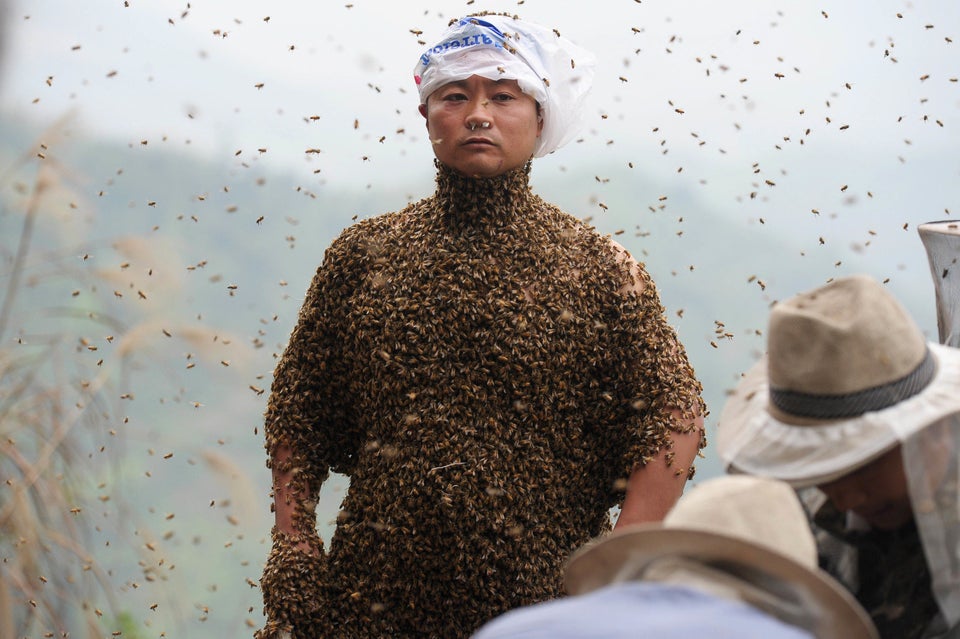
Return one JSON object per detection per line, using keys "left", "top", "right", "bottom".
{"left": 462, "top": 137, "right": 496, "bottom": 146}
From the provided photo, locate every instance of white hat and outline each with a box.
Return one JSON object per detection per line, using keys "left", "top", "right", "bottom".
{"left": 717, "top": 274, "right": 960, "bottom": 486}
{"left": 413, "top": 14, "right": 596, "bottom": 157}
{"left": 565, "top": 475, "right": 878, "bottom": 639}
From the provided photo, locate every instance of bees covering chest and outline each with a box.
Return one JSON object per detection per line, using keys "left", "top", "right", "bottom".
{"left": 340, "top": 214, "right": 613, "bottom": 395}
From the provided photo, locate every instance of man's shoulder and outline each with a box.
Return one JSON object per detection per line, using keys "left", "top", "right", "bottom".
{"left": 341, "top": 205, "right": 419, "bottom": 236}
{"left": 329, "top": 202, "right": 426, "bottom": 251}
{"left": 537, "top": 204, "right": 633, "bottom": 259}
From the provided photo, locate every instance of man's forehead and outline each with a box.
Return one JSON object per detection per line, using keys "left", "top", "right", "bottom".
{"left": 439, "top": 77, "right": 522, "bottom": 89}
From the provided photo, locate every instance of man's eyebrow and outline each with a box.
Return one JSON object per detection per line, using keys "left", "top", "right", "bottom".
{"left": 438, "top": 78, "right": 519, "bottom": 89}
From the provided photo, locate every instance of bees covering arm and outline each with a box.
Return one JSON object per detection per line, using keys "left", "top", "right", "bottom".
{"left": 603, "top": 236, "right": 707, "bottom": 528}
{"left": 261, "top": 240, "right": 362, "bottom": 550}
{"left": 614, "top": 410, "right": 705, "bottom": 528}
{"left": 257, "top": 254, "right": 351, "bottom": 638}
{"left": 257, "top": 422, "right": 330, "bottom": 638}
{"left": 271, "top": 442, "right": 325, "bottom": 555}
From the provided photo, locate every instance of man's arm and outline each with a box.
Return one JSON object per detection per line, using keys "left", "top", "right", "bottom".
{"left": 605, "top": 238, "right": 706, "bottom": 527}
{"left": 615, "top": 409, "right": 704, "bottom": 528}
{"left": 271, "top": 443, "right": 323, "bottom": 555}
{"left": 257, "top": 442, "right": 327, "bottom": 639}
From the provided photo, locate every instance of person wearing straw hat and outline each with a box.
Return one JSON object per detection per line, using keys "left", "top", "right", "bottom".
{"left": 255, "top": 13, "right": 705, "bottom": 639}
{"left": 471, "top": 474, "right": 878, "bottom": 639}
{"left": 717, "top": 274, "right": 960, "bottom": 639}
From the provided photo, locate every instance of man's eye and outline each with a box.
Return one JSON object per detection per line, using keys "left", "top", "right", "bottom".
{"left": 493, "top": 93, "right": 515, "bottom": 101}
{"left": 442, "top": 93, "right": 467, "bottom": 101}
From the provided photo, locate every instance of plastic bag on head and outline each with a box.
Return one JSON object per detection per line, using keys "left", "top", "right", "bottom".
{"left": 413, "top": 15, "right": 595, "bottom": 157}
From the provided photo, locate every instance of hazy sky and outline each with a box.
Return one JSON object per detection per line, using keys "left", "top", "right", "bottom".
{"left": 4, "top": 0, "right": 957, "bottom": 189}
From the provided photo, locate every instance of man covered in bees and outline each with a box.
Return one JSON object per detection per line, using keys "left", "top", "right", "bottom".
{"left": 255, "top": 13, "right": 705, "bottom": 639}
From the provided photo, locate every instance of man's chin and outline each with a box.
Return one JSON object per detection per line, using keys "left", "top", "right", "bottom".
{"left": 455, "top": 163, "right": 507, "bottom": 179}
{"left": 861, "top": 506, "right": 914, "bottom": 531}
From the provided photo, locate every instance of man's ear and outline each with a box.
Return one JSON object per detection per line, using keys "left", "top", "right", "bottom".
{"left": 418, "top": 103, "right": 428, "bottom": 119}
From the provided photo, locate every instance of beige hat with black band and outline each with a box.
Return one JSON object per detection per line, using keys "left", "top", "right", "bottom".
{"left": 717, "top": 274, "right": 960, "bottom": 487}
{"left": 564, "top": 475, "right": 878, "bottom": 639}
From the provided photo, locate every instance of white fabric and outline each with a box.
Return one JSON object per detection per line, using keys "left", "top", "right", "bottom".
{"left": 642, "top": 557, "right": 818, "bottom": 632}
{"left": 413, "top": 15, "right": 596, "bottom": 157}
{"left": 471, "top": 582, "right": 815, "bottom": 639}
{"left": 902, "top": 414, "right": 960, "bottom": 628}
{"left": 718, "top": 342, "right": 960, "bottom": 486}
{"left": 918, "top": 220, "right": 960, "bottom": 348}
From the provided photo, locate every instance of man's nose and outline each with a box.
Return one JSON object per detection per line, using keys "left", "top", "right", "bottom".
{"left": 465, "top": 99, "right": 491, "bottom": 126}
{"left": 820, "top": 480, "right": 867, "bottom": 512}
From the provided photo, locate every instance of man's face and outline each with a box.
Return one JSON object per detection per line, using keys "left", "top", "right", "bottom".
{"left": 817, "top": 445, "right": 914, "bottom": 530}
{"left": 419, "top": 74, "right": 542, "bottom": 178}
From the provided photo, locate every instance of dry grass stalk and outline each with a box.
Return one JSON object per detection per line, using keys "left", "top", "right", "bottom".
{"left": 0, "top": 124, "right": 235, "bottom": 637}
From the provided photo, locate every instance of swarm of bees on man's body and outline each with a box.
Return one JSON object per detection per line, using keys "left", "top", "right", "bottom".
{"left": 255, "top": 159, "right": 705, "bottom": 638}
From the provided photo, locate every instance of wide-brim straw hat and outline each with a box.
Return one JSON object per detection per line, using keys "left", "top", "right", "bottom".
{"left": 718, "top": 274, "right": 960, "bottom": 487}
{"left": 565, "top": 475, "right": 878, "bottom": 639}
